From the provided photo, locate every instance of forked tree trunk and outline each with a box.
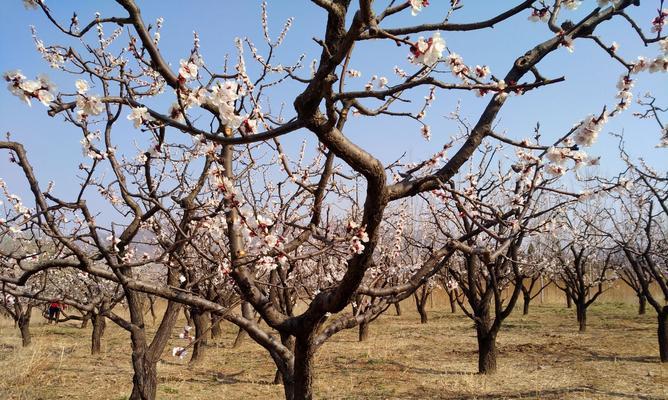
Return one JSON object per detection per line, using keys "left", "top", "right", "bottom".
{"left": 394, "top": 302, "right": 402, "bottom": 316}
{"left": 91, "top": 313, "right": 106, "bottom": 355}
{"left": 232, "top": 326, "right": 247, "bottom": 348}
{"left": 210, "top": 316, "right": 223, "bottom": 339}
{"left": 474, "top": 302, "right": 498, "bottom": 375}
{"left": 448, "top": 291, "right": 457, "bottom": 313}
{"left": 80, "top": 312, "right": 91, "bottom": 329}
{"left": 418, "top": 305, "right": 428, "bottom": 324}
{"left": 130, "top": 352, "right": 158, "bottom": 400}
{"left": 658, "top": 308, "right": 667, "bottom": 363}
{"left": 414, "top": 292, "right": 428, "bottom": 324}
{"left": 189, "top": 307, "right": 210, "bottom": 364}
{"left": 522, "top": 290, "right": 531, "bottom": 315}
{"left": 18, "top": 312, "right": 31, "bottom": 347}
{"left": 292, "top": 330, "right": 316, "bottom": 400}
{"left": 476, "top": 328, "right": 497, "bottom": 374}
{"left": 576, "top": 303, "right": 587, "bottom": 332}
{"left": 638, "top": 294, "right": 647, "bottom": 315}
{"left": 274, "top": 333, "right": 295, "bottom": 385}
{"left": 358, "top": 321, "right": 369, "bottom": 342}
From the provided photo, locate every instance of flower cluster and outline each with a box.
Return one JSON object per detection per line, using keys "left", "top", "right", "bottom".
{"left": 4, "top": 70, "right": 55, "bottom": 107}
{"left": 650, "top": 8, "right": 667, "bottom": 33}
{"left": 127, "top": 106, "right": 154, "bottom": 128}
{"left": 410, "top": 32, "right": 445, "bottom": 66}
{"left": 614, "top": 74, "right": 633, "bottom": 112}
{"left": 573, "top": 114, "right": 607, "bottom": 147}
{"left": 347, "top": 220, "right": 369, "bottom": 255}
{"left": 410, "top": 0, "right": 429, "bottom": 16}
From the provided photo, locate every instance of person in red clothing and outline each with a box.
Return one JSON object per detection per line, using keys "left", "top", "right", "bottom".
{"left": 48, "top": 301, "right": 63, "bottom": 324}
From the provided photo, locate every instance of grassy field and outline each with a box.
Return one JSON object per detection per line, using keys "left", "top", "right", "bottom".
{"left": 0, "top": 297, "right": 666, "bottom": 399}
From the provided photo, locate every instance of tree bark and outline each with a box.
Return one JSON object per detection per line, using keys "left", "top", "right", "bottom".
{"left": 522, "top": 293, "right": 531, "bottom": 315}
{"left": 274, "top": 333, "right": 295, "bottom": 385}
{"left": 658, "top": 308, "right": 667, "bottom": 363}
{"left": 189, "top": 307, "right": 209, "bottom": 364}
{"left": 358, "top": 321, "right": 369, "bottom": 342}
{"left": 566, "top": 293, "right": 572, "bottom": 309}
{"left": 80, "top": 312, "right": 91, "bottom": 329}
{"left": 415, "top": 292, "right": 428, "bottom": 324}
{"left": 394, "top": 302, "right": 402, "bottom": 316}
{"left": 129, "top": 352, "right": 158, "bottom": 400}
{"left": 448, "top": 291, "right": 457, "bottom": 313}
{"left": 576, "top": 303, "right": 587, "bottom": 332}
{"left": 292, "top": 331, "right": 316, "bottom": 400}
{"left": 638, "top": 294, "right": 647, "bottom": 315}
{"left": 91, "top": 313, "right": 106, "bottom": 355}
{"left": 232, "top": 326, "right": 247, "bottom": 348}
{"left": 476, "top": 329, "right": 497, "bottom": 374}
{"left": 210, "top": 316, "right": 223, "bottom": 339}
{"left": 18, "top": 312, "right": 31, "bottom": 347}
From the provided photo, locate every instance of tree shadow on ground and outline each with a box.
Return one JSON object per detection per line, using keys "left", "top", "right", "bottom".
{"left": 583, "top": 350, "right": 659, "bottom": 364}
{"left": 433, "top": 386, "right": 665, "bottom": 400}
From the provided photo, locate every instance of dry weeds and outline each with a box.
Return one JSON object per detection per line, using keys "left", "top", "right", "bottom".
{"left": 0, "top": 294, "right": 666, "bottom": 399}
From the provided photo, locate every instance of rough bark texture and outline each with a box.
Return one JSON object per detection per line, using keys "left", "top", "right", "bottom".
{"left": 210, "top": 317, "right": 223, "bottom": 339}
{"left": 190, "top": 307, "right": 210, "bottom": 364}
{"left": 292, "top": 329, "right": 317, "bottom": 400}
{"left": 91, "top": 313, "right": 106, "bottom": 355}
{"left": 659, "top": 308, "right": 667, "bottom": 363}
{"left": 358, "top": 321, "right": 369, "bottom": 342}
{"left": 18, "top": 313, "right": 31, "bottom": 347}
{"left": 477, "top": 331, "right": 497, "bottom": 374}
{"left": 448, "top": 291, "right": 457, "bottom": 314}
{"left": 475, "top": 307, "right": 498, "bottom": 374}
{"left": 576, "top": 303, "right": 587, "bottom": 333}
{"left": 638, "top": 294, "right": 647, "bottom": 315}
{"left": 232, "top": 326, "right": 247, "bottom": 349}
{"left": 522, "top": 294, "right": 531, "bottom": 315}
{"left": 129, "top": 352, "right": 158, "bottom": 400}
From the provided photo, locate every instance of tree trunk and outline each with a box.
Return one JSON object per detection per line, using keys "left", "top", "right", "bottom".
{"left": 476, "top": 329, "right": 497, "bottom": 374}
{"left": 129, "top": 353, "right": 158, "bottom": 400}
{"left": 576, "top": 303, "right": 587, "bottom": 332}
{"left": 232, "top": 326, "right": 247, "bottom": 348}
{"left": 80, "top": 312, "right": 91, "bottom": 329}
{"left": 566, "top": 293, "right": 572, "bottom": 309}
{"left": 358, "top": 321, "right": 369, "bottom": 342}
{"left": 659, "top": 308, "right": 667, "bottom": 363}
{"left": 638, "top": 294, "right": 647, "bottom": 315}
{"left": 210, "top": 316, "right": 222, "bottom": 339}
{"left": 292, "top": 331, "right": 316, "bottom": 400}
{"left": 18, "top": 313, "right": 31, "bottom": 347}
{"left": 91, "top": 313, "right": 106, "bottom": 355}
{"left": 183, "top": 307, "right": 193, "bottom": 327}
{"left": 448, "top": 291, "right": 457, "bottom": 313}
{"left": 394, "top": 302, "right": 402, "bottom": 316}
{"left": 415, "top": 293, "right": 428, "bottom": 324}
{"left": 522, "top": 293, "right": 531, "bottom": 315}
{"left": 274, "top": 333, "right": 295, "bottom": 385}
{"left": 189, "top": 307, "right": 209, "bottom": 364}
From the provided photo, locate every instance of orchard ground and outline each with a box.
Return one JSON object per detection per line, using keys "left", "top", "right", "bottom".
{"left": 0, "top": 285, "right": 666, "bottom": 400}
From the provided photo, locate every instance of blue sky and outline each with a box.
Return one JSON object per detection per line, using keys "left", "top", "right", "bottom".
{"left": 0, "top": 1, "right": 666, "bottom": 217}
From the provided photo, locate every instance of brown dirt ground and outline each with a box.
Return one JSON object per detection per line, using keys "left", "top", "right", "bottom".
{"left": 0, "top": 290, "right": 666, "bottom": 399}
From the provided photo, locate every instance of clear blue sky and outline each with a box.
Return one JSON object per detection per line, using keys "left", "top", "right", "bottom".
{"left": 1, "top": 1, "right": 666, "bottom": 218}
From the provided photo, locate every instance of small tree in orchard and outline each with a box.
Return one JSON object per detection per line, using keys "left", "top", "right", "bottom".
{"left": 600, "top": 133, "right": 667, "bottom": 361}
{"left": 1, "top": 1, "right": 667, "bottom": 399}
{"left": 425, "top": 138, "right": 590, "bottom": 374}
{"left": 516, "top": 242, "right": 552, "bottom": 315}
{"left": 548, "top": 203, "right": 621, "bottom": 332}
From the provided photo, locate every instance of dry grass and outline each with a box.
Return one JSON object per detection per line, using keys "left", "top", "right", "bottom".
{"left": 0, "top": 295, "right": 666, "bottom": 399}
